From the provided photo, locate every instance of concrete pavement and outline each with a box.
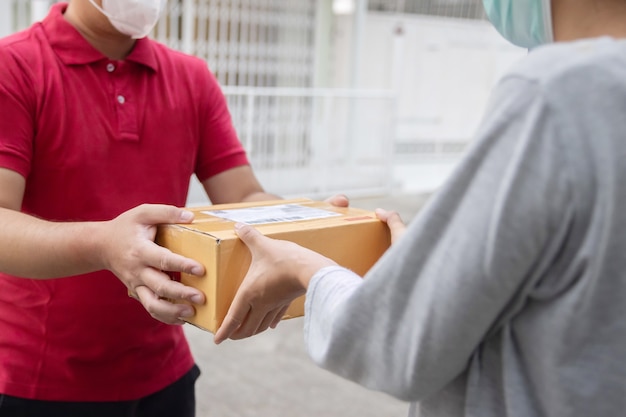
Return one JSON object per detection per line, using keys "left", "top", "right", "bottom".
{"left": 185, "top": 192, "right": 431, "bottom": 417}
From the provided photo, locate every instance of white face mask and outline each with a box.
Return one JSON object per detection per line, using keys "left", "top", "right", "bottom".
{"left": 89, "top": 0, "right": 166, "bottom": 39}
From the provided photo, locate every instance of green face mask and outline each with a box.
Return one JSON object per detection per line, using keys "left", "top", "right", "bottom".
{"left": 482, "top": 0, "right": 553, "bottom": 49}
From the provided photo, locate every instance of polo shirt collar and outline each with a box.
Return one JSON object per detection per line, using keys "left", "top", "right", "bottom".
{"left": 42, "top": 2, "right": 159, "bottom": 71}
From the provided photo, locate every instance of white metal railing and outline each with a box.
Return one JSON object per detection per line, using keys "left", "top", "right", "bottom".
{"left": 368, "top": 0, "right": 486, "bottom": 19}
{"left": 219, "top": 87, "right": 397, "bottom": 199}
{"left": 152, "top": 0, "right": 317, "bottom": 88}
{"left": 1, "top": 0, "right": 54, "bottom": 37}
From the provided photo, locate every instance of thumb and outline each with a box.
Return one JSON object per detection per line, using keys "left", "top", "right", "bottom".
{"left": 375, "top": 209, "right": 406, "bottom": 244}
{"left": 234, "top": 223, "right": 265, "bottom": 249}
{"left": 133, "top": 204, "right": 195, "bottom": 226}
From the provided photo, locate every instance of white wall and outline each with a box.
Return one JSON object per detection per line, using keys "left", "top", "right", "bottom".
{"left": 329, "top": 12, "right": 526, "bottom": 194}
{"left": 334, "top": 13, "right": 526, "bottom": 144}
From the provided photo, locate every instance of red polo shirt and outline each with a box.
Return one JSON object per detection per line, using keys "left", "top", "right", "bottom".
{"left": 0, "top": 3, "right": 248, "bottom": 401}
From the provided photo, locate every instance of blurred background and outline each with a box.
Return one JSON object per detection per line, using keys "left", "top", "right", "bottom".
{"left": 2, "top": 1, "right": 525, "bottom": 415}
{"left": 2, "top": 0, "right": 525, "bottom": 203}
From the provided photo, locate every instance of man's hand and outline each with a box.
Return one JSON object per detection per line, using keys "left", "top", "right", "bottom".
{"left": 324, "top": 193, "right": 349, "bottom": 208}
{"left": 100, "top": 204, "right": 206, "bottom": 325}
{"left": 214, "top": 223, "right": 336, "bottom": 344}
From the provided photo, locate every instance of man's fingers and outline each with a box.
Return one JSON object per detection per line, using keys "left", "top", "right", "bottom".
{"left": 325, "top": 193, "right": 349, "bottom": 208}
{"left": 139, "top": 267, "right": 205, "bottom": 305}
{"left": 132, "top": 204, "right": 195, "bottom": 226}
{"left": 134, "top": 285, "right": 194, "bottom": 325}
{"left": 146, "top": 245, "right": 205, "bottom": 277}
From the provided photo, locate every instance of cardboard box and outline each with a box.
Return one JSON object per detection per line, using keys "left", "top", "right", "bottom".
{"left": 156, "top": 198, "right": 391, "bottom": 333}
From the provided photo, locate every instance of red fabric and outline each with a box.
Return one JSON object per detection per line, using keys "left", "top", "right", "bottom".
{"left": 0, "top": 3, "right": 249, "bottom": 401}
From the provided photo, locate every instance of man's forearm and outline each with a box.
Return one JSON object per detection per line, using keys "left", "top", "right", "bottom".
{"left": 0, "top": 207, "right": 103, "bottom": 279}
{"left": 239, "top": 191, "right": 283, "bottom": 202}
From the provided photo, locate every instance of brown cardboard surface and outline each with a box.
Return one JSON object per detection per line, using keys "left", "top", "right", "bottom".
{"left": 156, "top": 199, "right": 391, "bottom": 333}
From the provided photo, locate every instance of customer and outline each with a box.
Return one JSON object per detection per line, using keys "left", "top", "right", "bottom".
{"left": 215, "top": 0, "right": 626, "bottom": 416}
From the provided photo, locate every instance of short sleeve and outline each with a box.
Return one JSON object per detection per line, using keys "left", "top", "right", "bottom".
{"left": 0, "top": 45, "right": 35, "bottom": 178}
{"left": 193, "top": 64, "right": 249, "bottom": 182}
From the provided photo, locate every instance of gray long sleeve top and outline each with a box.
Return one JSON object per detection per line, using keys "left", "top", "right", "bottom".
{"left": 303, "top": 37, "right": 626, "bottom": 417}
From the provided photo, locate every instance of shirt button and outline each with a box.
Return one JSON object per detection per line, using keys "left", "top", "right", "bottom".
{"left": 117, "top": 95, "right": 125, "bottom": 104}
{"left": 106, "top": 63, "right": 115, "bottom": 72}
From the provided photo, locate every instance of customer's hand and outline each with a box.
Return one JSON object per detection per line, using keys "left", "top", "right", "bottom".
{"left": 99, "top": 204, "right": 206, "bottom": 325}
{"left": 376, "top": 208, "right": 406, "bottom": 244}
{"left": 214, "top": 222, "right": 336, "bottom": 344}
